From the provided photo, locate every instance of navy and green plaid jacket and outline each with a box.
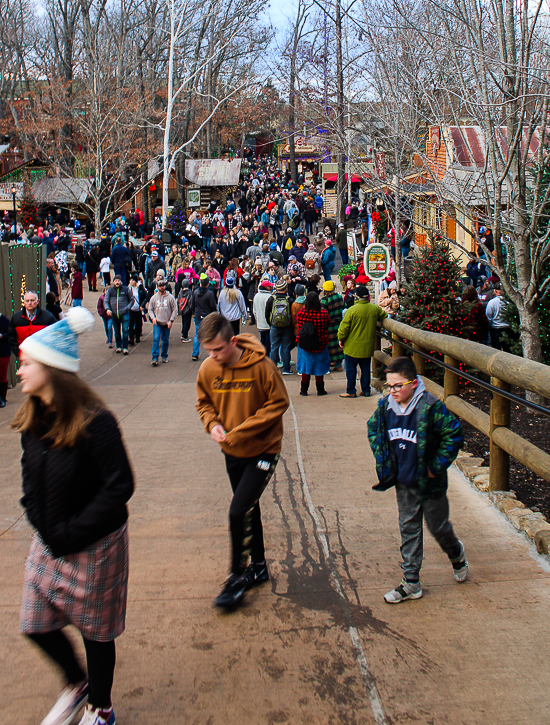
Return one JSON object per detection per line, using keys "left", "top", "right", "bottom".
{"left": 367, "top": 391, "right": 464, "bottom": 500}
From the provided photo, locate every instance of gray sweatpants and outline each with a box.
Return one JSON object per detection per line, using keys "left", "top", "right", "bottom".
{"left": 396, "top": 484, "right": 462, "bottom": 582}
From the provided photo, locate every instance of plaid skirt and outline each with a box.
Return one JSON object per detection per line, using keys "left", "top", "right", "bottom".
{"left": 20, "top": 523, "right": 129, "bottom": 642}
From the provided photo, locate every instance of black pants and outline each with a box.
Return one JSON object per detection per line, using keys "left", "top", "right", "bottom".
{"left": 490, "top": 327, "right": 511, "bottom": 352}
{"left": 27, "top": 631, "right": 116, "bottom": 709}
{"left": 181, "top": 313, "right": 192, "bottom": 338}
{"left": 129, "top": 309, "right": 142, "bottom": 343}
{"left": 229, "top": 319, "right": 240, "bottom": 335}
{"left": 224, "top": 452, "right": 279, "bottom": 575}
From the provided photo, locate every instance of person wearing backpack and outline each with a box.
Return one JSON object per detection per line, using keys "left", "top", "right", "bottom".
{"left": 177, "top": 279, "right": 194, "bottom": 342}
{"left": 295, "top": 291, "right": 330, "bottom": 396}
{"left": 265, "top": 280, "right": 294, "bottom": 375}
{"left": 303, "top": 243, "right": 321, "bottom": 278}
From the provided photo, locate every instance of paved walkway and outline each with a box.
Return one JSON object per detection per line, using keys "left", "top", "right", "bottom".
{"left": 2, "top": 292, "right": 550, "bottom": 724}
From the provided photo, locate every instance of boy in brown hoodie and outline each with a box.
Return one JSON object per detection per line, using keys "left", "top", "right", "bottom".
{"left": 196, "top": 313, "right": 290, "bottom": 609}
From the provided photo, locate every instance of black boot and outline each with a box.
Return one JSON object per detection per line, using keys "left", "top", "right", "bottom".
{"left": 316, "top": 380, "right": 327, "bottom": 396}
{"left": 0, "top": 381, "right": 7, "bottom": 408}
{"left": 300, "top": 380, "right": 309, "bottom": 396}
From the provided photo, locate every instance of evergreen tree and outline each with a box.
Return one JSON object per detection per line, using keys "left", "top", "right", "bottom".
{"left": 20, "top": 185, "right": 40, "bottom": 229}
{"left": 165, "top": 197, "right": 188, "bottom": 236}
{"left": 398, "top": 236, "right": 472, "bottom": 337}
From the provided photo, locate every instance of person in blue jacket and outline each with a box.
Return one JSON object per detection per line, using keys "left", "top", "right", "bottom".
{"left": 110, "top": 240, "right": 130, "bottom": 285}
{"left": 320, "top": 240, "right": 336, "bottom": 281}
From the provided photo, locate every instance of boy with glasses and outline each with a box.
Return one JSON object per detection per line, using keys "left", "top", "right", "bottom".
{"left": 367, "top": 356, "right": 468, "bottom": 603}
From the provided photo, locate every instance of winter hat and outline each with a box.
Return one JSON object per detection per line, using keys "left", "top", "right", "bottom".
{"left": 259, "top": 280, "right": 273, "bottom": 291}
{"left": 308, "top": 244, "right": 315, "bottom": 250}
{"left": 20, "top": 307, "right": 94, "bottom": 373}
{"left": 224, "top": 276, "right": 235, "bottom": 287}
{"left": 270, "top": 242, "right": 277, "bottom": 250}
{"left": 323, "top": 280, "right": 334, "bottom": 292}
{"left": 199, "top": 274, "right": 209, "bottom": 287}
{"left": 181, "top": 279, "right": 190, "bottom": 288}
{"left": 325, "top": 239, "right": 332, "bottom": 246}
{"left": 190, "top": 250, "right": 197, "bottom": 258}
{"left": 354, "top": 285, "right": 370, "bottom": 300}
{"left": 275, "top": 279, "right": 288, "bottom": 293}
{"left": 389, "top": 280, "right": 397, "bottom": 290}
{"left": 113, "top": 274, "right": 122, "bottom": 281}
{"left": 294, "top": 284, "right": 305, "bottom": 296}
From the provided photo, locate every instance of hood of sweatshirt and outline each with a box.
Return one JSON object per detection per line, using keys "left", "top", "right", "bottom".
{"left": 387, "top": 376, "right": 426, "bottom": 417}
{"left": 229, "top": 333, "right": 266, "bottom": 368}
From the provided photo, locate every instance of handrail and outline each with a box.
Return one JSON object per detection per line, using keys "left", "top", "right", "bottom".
{"left": 373, "top": 318, "right": 550, "bottom": 492}
{"left": 381, "top": 318, "right": 550, "bottom": 401}
{"left": 377, "top": 329, "right": 550, "bottom": 417}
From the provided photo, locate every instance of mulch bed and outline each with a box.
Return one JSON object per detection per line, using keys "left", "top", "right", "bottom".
{"left": 457, "top": 383, "right": 550, "bottom": 520}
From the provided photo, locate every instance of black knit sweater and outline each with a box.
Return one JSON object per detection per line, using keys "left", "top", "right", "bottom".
{"left": 20, "top": 408, "right": 134, "bottom": 557}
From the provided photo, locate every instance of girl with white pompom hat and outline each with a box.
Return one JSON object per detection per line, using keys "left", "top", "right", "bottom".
{"left": 12, "top": 306, "right": 134, "bottom": 725}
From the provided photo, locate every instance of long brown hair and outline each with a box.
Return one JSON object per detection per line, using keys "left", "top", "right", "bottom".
{"left": 12, "top": 366, "right": 105, "bottom": 448}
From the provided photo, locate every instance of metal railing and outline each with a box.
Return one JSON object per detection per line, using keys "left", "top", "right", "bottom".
{"left": 373, "top": 318, "right": 550, "bottom": 491}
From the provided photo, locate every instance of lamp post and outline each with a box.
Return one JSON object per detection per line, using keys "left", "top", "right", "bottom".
{"left": 11, "top": 185, "right": 16, "bottom": 236}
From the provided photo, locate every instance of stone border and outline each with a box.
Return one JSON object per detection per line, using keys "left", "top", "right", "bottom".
{"left": 454, "top": 451, "right": 550, "bottom": 556}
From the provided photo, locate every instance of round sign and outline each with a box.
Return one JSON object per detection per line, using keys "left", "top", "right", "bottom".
{"left": 363, "top": 243, "right": 390, "bottom": 280}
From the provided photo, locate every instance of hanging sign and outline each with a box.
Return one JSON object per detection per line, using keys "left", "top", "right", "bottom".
{"left": 364, "top": 243, "right": 390, "bottom": 280}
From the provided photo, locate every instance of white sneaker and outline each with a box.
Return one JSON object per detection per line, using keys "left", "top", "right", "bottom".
{"left": 451, "top": 541, "right": 469, "bottom": 582}
{"left": 77, "top": 704, "right": 116, "bottom": 725}
{"left": 384, "top": 580, "right": 423, "bottom": 604}
{"left": 40, "top": 681, "right": 88, "bottom": 725}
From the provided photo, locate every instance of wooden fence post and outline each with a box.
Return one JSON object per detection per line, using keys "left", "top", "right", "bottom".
{"left": 444, "top": 355, "right": 459, "bottom": 399}
{"left": 373, "top": 328, "right": 382, "bottom": 379}
{"left": 489, "top": 377, "right": 510, "bottom": 492}
{"left": 412, "top": 343, "right": 426, "bottom": 376}
{"left": 392, "top": 333, "right": 404, "bottom": 359}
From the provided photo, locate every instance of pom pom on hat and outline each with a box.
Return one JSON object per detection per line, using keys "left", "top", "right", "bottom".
{"left": 66, "top": 306, "right": 95, "bottom": 335}
{"left": 20, "top": 307, "right": 94, "bottom": 373}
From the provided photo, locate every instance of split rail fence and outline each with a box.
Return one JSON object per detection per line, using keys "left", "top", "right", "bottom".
{"left": 373, "top": 318, "right": 550, "bottom": 492}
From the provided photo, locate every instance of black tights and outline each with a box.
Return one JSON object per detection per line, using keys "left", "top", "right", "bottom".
{"left": 27, "top": 631, "right": 116, "bottom": 709}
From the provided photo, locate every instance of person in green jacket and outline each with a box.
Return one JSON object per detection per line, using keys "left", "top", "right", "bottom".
{"left": 337, "top": 285, "right": 387, "bottom": 397}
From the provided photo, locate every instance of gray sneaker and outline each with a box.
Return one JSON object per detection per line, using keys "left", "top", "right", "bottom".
{"left": 451, "top": 541, "right": 469, "bottom": 582}
{"left": 384, "top": 579, "right": 423, "bottom": 604}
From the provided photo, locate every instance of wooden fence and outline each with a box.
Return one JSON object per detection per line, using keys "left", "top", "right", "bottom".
{"left": 373, "top": 317, "right": 550, "bottom": 492}
{"left": 0, "top": 244, "right": 46, "bottom": 387}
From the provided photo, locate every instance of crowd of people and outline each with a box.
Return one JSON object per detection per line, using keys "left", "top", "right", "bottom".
{"left": 1, "top": 158, "right": 512, "bottom": 725}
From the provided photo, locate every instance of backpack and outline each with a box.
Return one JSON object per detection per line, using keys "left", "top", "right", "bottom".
{"left": 178, "top": 289, "right": 191, "bottom": 314}
{"left": 305, "top": 257, "right": 316, "bottom": 270}
{"left": 298, "top": 321, "right": 320, "bottom": 351}
{"left": 289, "top": 215, "right": 300, "bottom": 230}
{"left": 270, "top": 296, "right": 291, "bottom": 328}
{"left": 285, "top": 237, "right": 293, "bottom": 250}
{"left": 314, "top": 195, "right": 324, "bottom": 208}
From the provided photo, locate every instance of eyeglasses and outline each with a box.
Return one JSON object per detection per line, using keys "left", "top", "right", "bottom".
{"left": 384, "top": 380, "right": 416, "bottom": 393}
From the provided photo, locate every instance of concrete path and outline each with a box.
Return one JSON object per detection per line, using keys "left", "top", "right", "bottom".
{"left": 1, "top": 292, "right": 550, "bottom": 725}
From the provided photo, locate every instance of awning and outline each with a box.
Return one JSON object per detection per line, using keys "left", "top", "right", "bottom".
{"left": 323, "top": 173, "right": 362, "bottom": 182}
{"left": 32, "top": 178, "right": 92, "bottom": 205}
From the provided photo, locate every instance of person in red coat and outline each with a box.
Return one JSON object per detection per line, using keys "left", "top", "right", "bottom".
{"left": 7, "top": 291, "right": 56, "bottom": 358}
{"left": 71, "top": 261, "right": 84, "bottom": 307}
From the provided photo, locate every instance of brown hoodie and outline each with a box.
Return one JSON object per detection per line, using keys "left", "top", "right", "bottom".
{"left": 196, "top": 333, "right": 290, "bottom": 458}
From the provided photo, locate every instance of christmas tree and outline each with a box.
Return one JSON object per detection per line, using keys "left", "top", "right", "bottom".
{"left": 165, "top": 197, "right": 188, "bottom": 236}
{"left": 398, "top": 236, "right": 473, "bottom": 337}
{"left": 20, "top": 184, "right": 40, "bottom": 229}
